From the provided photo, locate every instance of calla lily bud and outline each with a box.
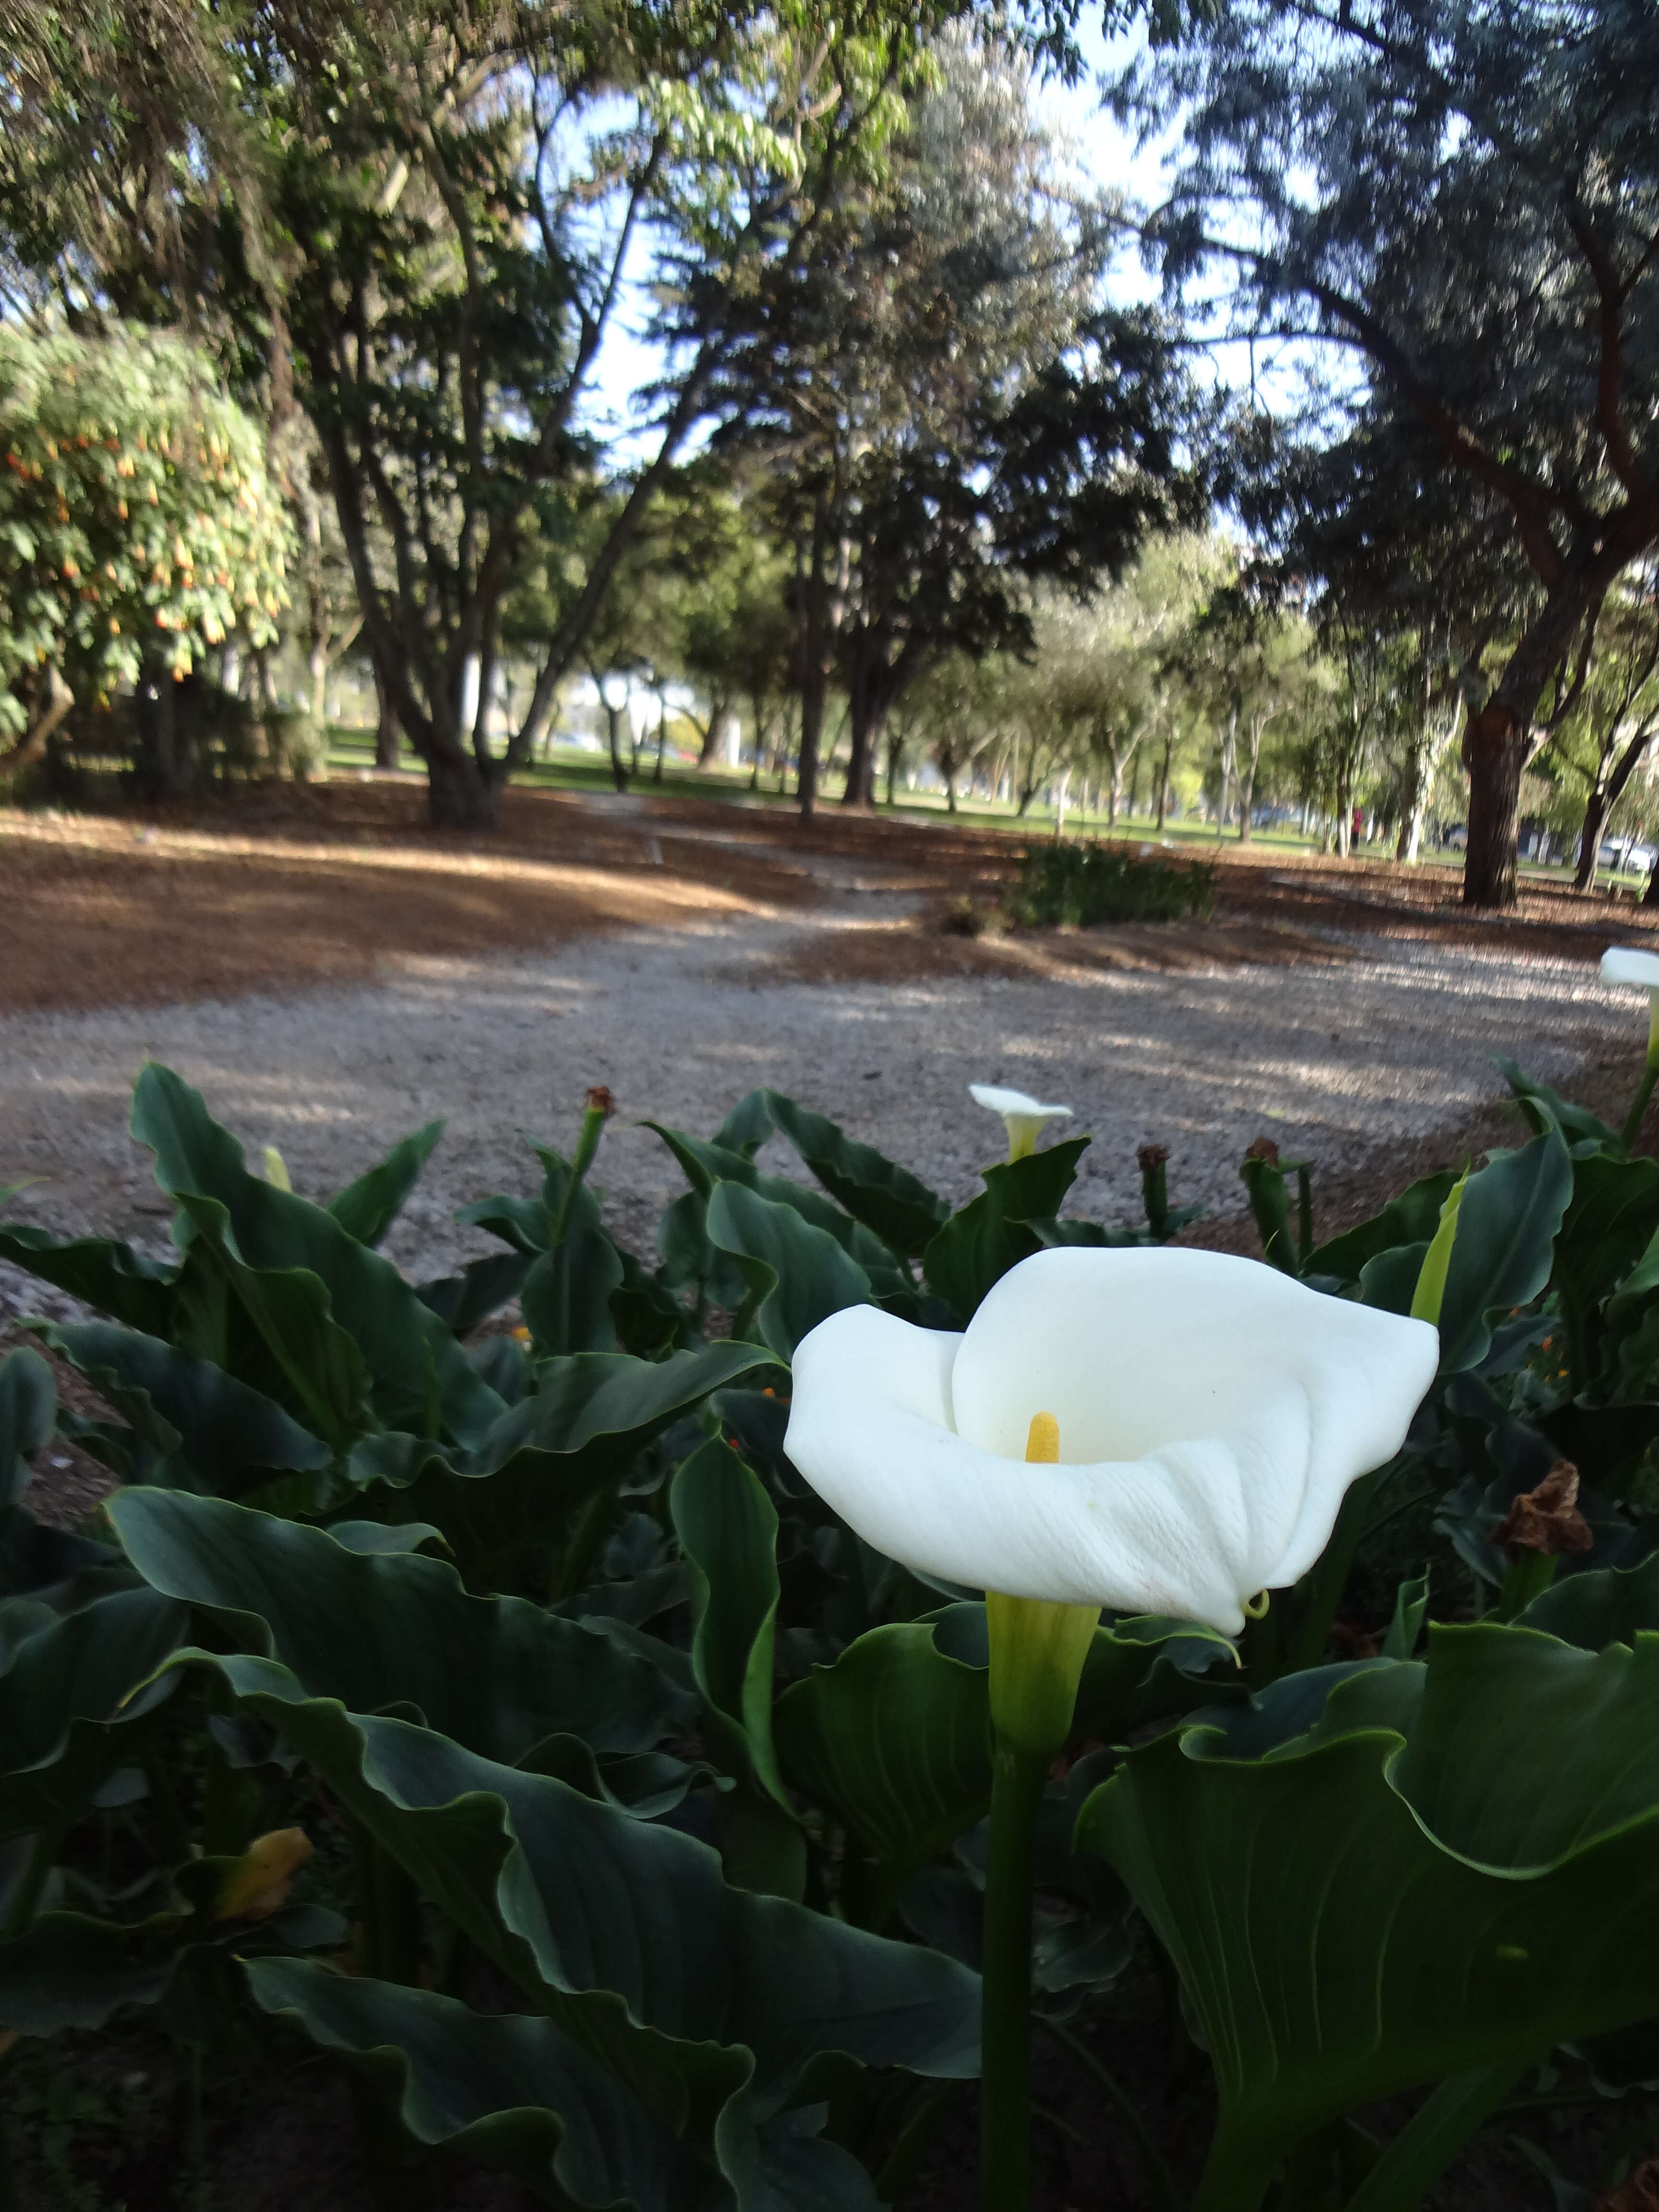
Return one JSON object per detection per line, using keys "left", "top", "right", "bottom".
{"left": 1137, "top": 1143, "right": 1171, "bottom": 1240}
{"left": 969, "top": 1083, "right": 1073, "bottom": 1163}
{"left": 260, "top": 1146, "right": 292, "bottom": 1192}
{"left": 786, "top": 1248, "right": 1439, "bottom": 1637}
{"left": 213, "top": 1827, "right": 312, "bottom": 1921}
{"left": 1410, "top": 1168, "right": 1468, "bottom": 1330}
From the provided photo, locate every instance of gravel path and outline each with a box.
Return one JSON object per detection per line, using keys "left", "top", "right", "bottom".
{"left": 0, "top": 899, "right": 1638, "bottom": 1312}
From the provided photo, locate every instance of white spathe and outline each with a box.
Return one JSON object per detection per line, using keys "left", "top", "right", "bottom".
{"left": 785, "top": 1248, "right": 1438, "bottom": 1635}
{"left": 1601, "top": 946, "right": 1659, "bottom": 993}
{"left": 969, "top": 1083, "right": 1073, "bottom": 1156}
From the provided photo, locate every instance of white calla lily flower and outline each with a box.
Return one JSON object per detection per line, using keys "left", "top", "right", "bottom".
{"left": 1600, "top": 947, "right": 1659, "bottom": 1148}
{"left": 786, "top": 1246, "right": 1438, "bottom": 1636}
{"left": 969, "top": 1083, "right": 1073, "bottom": 1162}
{"left": 1601, "top": 945, "right": 1659, "bottom": 995}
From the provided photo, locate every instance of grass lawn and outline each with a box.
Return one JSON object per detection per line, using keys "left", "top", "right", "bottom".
{"left": 323, "top": 724, "right": 1656, "bottom": 896}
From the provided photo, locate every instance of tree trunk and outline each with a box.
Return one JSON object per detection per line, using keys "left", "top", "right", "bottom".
{"left": 425, "top": 748, "right": 499, "bottom": 830}
{"left": 309, "top": 638, "right": 329, "bottom": 730}
{"left": 1216, "top": 706, "right": 1237, "bottom": 843}
{"left": 1463, "top": 585, "right": 1607, "bottom": 908}
{"left": 1237, "top": 759, "right": 1257, "bottom": 844}
{"left": 695, "top": 692, "right": 731, "bottom": 770}
{"left": 795, "top": 516, "right": 829, "bottom": 820}
{"left": 1462, "top": 700, "right": 1527, "bottom": 906}
{"left": 604, "top": 702, "right": 631, "bottom": 794}
{"left": 840, "top": 689, "right": 881, "bottom": 808}
{"left": 885, "top": 725, "right": 905, "bottom": 806}
{"left": 1574, "top": 721, "right": 1657, "bottom": 892}
{"left": 1155, "top": 733, "right": 1174, "bottom": 833}
{"left": 1575, "top": 784, "right": 1611, "bottom": 892}
{"left": 370, "top": 653, "right": 399, "bottom": 769}
{"left": 0, "top": 666, "right": 74, "bottom": 781}
{"left": 1395, "top": 760, "right": 1423, "bottom": 863}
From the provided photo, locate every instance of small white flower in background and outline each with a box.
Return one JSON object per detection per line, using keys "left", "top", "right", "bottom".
{"left": 969, "top": 1083, "right": 1073, "bottom": 1163}
{"left": 785, "top": 1247, "right": 1438, "bottom": 1637}
{"left": 1599, "top": 946, "right": 1659, "bottom": 1145}
{"left": 1601, "top": 945, "right": 1659, "bottom": 1000}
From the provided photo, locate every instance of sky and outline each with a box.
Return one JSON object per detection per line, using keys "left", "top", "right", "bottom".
{"left": 570, "top": 21, "right": 1200, "bottom": 458}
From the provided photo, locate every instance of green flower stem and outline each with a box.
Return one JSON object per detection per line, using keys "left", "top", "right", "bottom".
{"left": 1621, "top": 998, "right": 1659, "bottom": 1154}
{"left": 1495, "top": 1548, "right": 1557, "bottom": 1621}
{"left": 980, "top": 1733, "right": 1049, "bottom": 2212}
{"left": 980, "top": 1584, "right": 1097, "bottom": 2211}
{"left": 548, "top": 1097, "right": 611, "bottom": 1246}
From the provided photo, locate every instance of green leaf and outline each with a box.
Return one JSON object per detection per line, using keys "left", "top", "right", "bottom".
{"left": 1552, "top": 1151, "right": 1659, "bottom": 1386}
{"left": 0, "top": 1911, "right": 191, "bottom": 2032}
{"left": 671, "top": 1441, "right": 790, "bottom": 1805}
{"left": 0, "top": 1222, "right": 178, "bottom": 1336}
{"left": 404, "top": 1342, "right": 782, "bottom": 1566}
{"left": 1494, "top": 1058, "right": 1620, "bottom": 1152}
{"left": 922, "top": 1139, "right": 1091, "bottom": 1326}
{"left": 643, "top": 1118, "right": 910, "bottom": 1305}
{"left": 0, "top": 1348, "right": 53, "bottom": 1506}
{"left": 0, "top": 1580, "right": 187, "bottom": 1837}
{"left": 1340, "top": 2062, "right": 1527, "bottom": 2212}
{"left": 130, "top": 1064, "right": 503, "bottom": 1449}
{"left": 327, "top": 1121, "right": 445, "bottom": 1247}
{"left": 748, "top": 1091, "right": 950, "bottom": 1260}
{"left": 519, "top": 1166, "right": 623, "bottom": 1358}
{"left": 39, "top": 1323, "right": 328, "bottom": 1498}
{"left": 1238, "top": 1149, "right": 1297, "bottom": 1275}
{"left": 179, "top": 1668, "right": 981, "bottom": 2200}
{"left": 705, "top": 1183, "right": 872, "bottom": 1358}
{"left": 1515, "top": 1552, "right": 1659, "bottom": 1647}
{"left": 1381, "top": 1573, "right": 1430, "bottom": 1661}
{"left": 416, "top": 1250, "right": 534, "bottom": 1337}
{"left": 1432, "top": 1130, "right": 1575, "bottom": 1373}
{"left": 108, "top": 1491, "right": 680, "bottom": 1763}
{"left": 1305, "top": 1171, "right": 1462, "bottom": 1286}
{"left": 774, "top": 1622, "right": 992, "bottom": 1874}
{"left": 1079, "top": 1623, "right": 1659, "bottom": 2199}
{"left": 246, "top": 1959, "right": 713, "bottom": 2209}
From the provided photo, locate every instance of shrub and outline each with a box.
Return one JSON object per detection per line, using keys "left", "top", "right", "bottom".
{"left": 1002, "top": 837, "right": 1214, "bottom": 927}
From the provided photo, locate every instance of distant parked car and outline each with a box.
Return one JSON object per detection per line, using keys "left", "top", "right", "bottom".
{"left": 1599, "top": 837, "right": 1658, "bottom": 874}
{"left": 1442, "top": 822, "right": 1468, "bottom": 850}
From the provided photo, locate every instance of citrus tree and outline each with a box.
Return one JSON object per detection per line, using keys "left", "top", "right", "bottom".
{"left": 0, "top": 324, "right": 291, "bottom": 784}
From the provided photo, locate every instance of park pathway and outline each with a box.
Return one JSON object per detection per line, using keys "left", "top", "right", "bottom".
{"left": 0, "top": 897, "right": 1633, "bottom": 1299}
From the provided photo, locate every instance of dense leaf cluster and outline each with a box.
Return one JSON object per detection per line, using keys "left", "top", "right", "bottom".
{"left": 11, "top": 1047, "right": 1659, "bottom": 2201}
{"left": 0, "top": 325, "right": 290, "bottom": 744}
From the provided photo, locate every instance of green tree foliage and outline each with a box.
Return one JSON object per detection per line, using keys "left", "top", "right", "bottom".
{"left": 0, "top": 325, "right": 290, "bottom": 781}
{"left": 1543, "top": 579, "right": 1659, "bottom": 890}
{"left": 1123, "top": 0, "right": 1659, "bottom": 907}
{"left": 0, "top": 0, "right": 958, "bottom": 825}
{"left": 726, "top": 27, "right": 1195, "bottom": 812}
{"left": 269, "top": 0, "right": 957, "bottom": 825}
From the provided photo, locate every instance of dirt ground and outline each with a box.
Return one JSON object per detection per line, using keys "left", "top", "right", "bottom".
{"left": 5, "top": 779, "right": 1656, "bottom": 1014}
